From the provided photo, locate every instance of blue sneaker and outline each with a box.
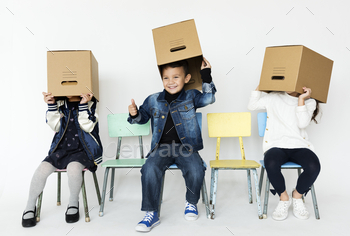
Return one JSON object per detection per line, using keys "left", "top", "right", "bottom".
{"left": 184, "top": 201, "right": 198, "bottom": 221}
{"left": 135, "top": 211, "right": 160, "bottom": 232}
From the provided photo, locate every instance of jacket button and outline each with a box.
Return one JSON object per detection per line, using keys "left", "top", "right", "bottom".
{"left": 154, "top": 112, "right": 156, "bottom": 116}
{"left": 161, "top": 116, "right": 165, "bottom": 119}
{"left": 266, "top": 128, "right": 268, "bottom": 131}
{"left": 267, "top": 116, "right": 269, "bottom": 118}
{"left": 185, "top": 105, "right": 188, "bottom": 110}
{"left": 265, "top": 141, "right": 268, "bottom": 143}
{"left": 158, "top": 129, "right": 161, "bottom": 132}
{"left": 165, "top": 104, "right": 168, "bottom": 106}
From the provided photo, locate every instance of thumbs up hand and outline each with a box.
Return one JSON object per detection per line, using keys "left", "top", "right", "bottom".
{"left": 128, "top": 99, "right": 138, "bottom": 116}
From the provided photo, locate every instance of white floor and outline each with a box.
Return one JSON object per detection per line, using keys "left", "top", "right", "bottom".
{"left": 1, "top": 168, "right": 349, "bottom": 236}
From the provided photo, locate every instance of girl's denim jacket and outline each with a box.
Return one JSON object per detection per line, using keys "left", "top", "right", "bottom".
{"left": 128, "top": 81, "right": 216, "bottom": 153}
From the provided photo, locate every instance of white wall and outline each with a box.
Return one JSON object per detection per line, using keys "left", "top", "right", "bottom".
{"left": 1, "top": 0, "right": 350, "bottom": 228}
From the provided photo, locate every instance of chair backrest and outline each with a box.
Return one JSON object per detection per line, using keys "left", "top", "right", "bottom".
{"left": 257, "top": 112, "right": 267, "bottom": 137}
{"left": 107, "top": 113, "right": 150, "bottom": 137}
{"left": 107, "top": 113, "right": 150, "bottom": 159}
{"left": 207, "top": 112, "right": 251, "bottom": 160}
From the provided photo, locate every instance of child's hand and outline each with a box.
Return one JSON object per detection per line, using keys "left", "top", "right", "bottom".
{"left": 80, "top": 93, "right": 93, "bottom": 104}
{"left": 299, "top": 87, "right": 312, "bottom": 100}
{"left": 201, "top": 57, "right": 211, "bottom": 70}
{"left": 128, "top": 99, "right": 138, "bottom": 116}
{"left": 43, "top": 92, "right": 55, "bottom": 104}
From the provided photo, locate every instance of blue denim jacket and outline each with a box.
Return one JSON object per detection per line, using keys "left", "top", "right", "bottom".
{"left": 128, "top": 82, "right": 216, "bottom": 153}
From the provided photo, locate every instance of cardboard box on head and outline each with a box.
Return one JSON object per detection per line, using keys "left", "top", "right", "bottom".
{"left": 47, "top": 50, "right": 99, "bottom": 101}
{"left": 153, "top": 19, "right": 203, "bottom": 91}
{"left": 259, "top": 45, "right": 333, "bottom": 103}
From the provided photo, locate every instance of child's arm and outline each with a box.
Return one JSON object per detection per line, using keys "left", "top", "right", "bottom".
{"left": 44, "top": 92, "right": 61, "bottom": 132}
{"left": 127, "top": 98, "right": 151, "bottom": 124}
{"left": 296, "top": 87, "right": 316, "bottom": 128}
{"left": 78, "top": 93, "right": 99, "bottom": 133}
{"left": 193, "top": 58, "right": 217, "bottom": 108}
{"left": 247, "top": 85, "right": 267, "bottom": 110}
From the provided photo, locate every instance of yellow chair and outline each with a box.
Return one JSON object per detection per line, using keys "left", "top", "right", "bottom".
{"left": 207, "top": 112, "right": 262, "bottom": 219}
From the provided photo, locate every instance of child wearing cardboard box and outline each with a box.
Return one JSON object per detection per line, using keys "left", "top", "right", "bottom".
{"left": 128, "top": 58, "right": 215, "bottom": 232}
{"left": 248, "top": 86, "right": 321, "bottom": 221}
{"left": 22, "top": 92, "right": 102, "bottom": 227}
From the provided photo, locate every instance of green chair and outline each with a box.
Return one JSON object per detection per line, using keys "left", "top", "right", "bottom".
{"left": 36, "top": 169, "right": 101, "bottom": 222}
{"left": 99, "top": 113, "right": 150, "bottom": 216}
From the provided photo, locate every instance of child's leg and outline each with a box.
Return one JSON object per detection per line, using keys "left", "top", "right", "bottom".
{"left": 175, "top": 148, "right": 205, "bottom": 205}
{"left": 24, "top": 161, "right": 56, "bottom": 219}
{"left": 141, "top": 145, "right": 174, "bottom": 212}
{"left": 66, "top": 161, "right": 85, "bottom": 214}
{"left": 264, "top": 148, "right": 289, "bottom": 199}
{"left": 290, "top": 148, "right": 321, "bottom": 197}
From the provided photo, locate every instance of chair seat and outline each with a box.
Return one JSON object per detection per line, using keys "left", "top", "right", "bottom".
{"left": 210, "top": 160, "right": 260, "bottom": 169}
{"left": 55, "top": 168, "right": 88, "bottom": 172}
{"left": 259, "top": 160, "right": 302, "bottom": 169}
{"left": 169, "top": 162, "right": 208, "bottom": 169}
{"left": 101, "top": 159, "right": 146, "bottom": 168}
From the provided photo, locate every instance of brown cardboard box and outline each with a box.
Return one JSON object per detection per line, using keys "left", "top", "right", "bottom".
{"left": 47, "top": 50, "right": 99, "bottom": 100}
{"left": 152, "top": 19, "right": 203, "bottom": 91}
{"left": 259, "top": 45, "right": 333, "bottom": 103}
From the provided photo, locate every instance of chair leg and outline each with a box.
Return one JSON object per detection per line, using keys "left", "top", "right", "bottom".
{"left": 258, "top": 167, "right": 265, "bottom": 196}
{"left": 109, "top": 168, "right": 116, "bottom": 201}
{"left": 310, "top": 184, "right": 320, "bottom": 219}
{"left": 201, "top": 178, "right": 211, "bottom": 219}
{"left": 158, "top": 175, "right": 165, "bottom": 217}
{"left": 263, "top": 176, "right": 270, "bottom": 219}
{"left": 252, "top": 169, "right": 263, "bottom": 219}
{"left": 92, "top": 172, "right": 101, "bottom": 205}
{"left": 36, "top": 192, "right": 43, "bottom": 222}
{"left": 57, "top": 172, "right": 61, "bottom": 206}
{"left": 247, "top": 170, "right": 253, "bottom": 204}
{"left": 99, "top": 167, "right": 110, "bottom": 217}
{"left": 81, "top": 171, "right": 90, "bottom": 222}
{"left": 209, "top": 168, "right": 215, "bottom": 205}
{"left": 210, "top": 168, "right": 218, "bottom": 219}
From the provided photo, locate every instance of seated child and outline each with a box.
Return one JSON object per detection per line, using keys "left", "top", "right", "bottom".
{"left": 128, "top": 58, "right": 216, "bottom": 232}
{"left": 22, "top": 92, "right": 102, "bottom": 227}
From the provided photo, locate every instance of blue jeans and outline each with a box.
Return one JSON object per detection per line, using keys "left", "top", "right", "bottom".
{"left": 141, "top": 143, "right": 206, "bottom": 211}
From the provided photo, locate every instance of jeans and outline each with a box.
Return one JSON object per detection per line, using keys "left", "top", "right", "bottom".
{"left": 141, "top": 143, "right": 206, "bottom": 211}
{"left": 264, "top": 147, "right": 321, "bottom": 196}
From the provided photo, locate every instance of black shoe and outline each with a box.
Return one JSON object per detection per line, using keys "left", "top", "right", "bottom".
{"left": 22, "top": 207, "right": 36, "bottom": 227}
{"left": 65, "top": 204, "right": 80, "bottom": 223}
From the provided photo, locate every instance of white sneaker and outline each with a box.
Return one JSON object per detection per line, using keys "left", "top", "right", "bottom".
{"left": 292, "top": 198, "right": 310, "bottom": 220}
{"left": 272, "top": 199, "right": 292, "bottom": 221}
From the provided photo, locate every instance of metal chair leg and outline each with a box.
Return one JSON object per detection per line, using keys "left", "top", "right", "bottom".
{"left": 247, "top": 170, "right": 253, "bottom": 204}
{"left": 252, "top": 169, "right": 263, "bottom": 219}
{"left": 57, "top": 172, "right": 61, "bottom": 206}
{"left": 99, "top": 167, "right": 110, "bottom": 217}
{"left": 81, "top": 171, "right": 90, "bottom": 222}
{"left": 258, "top": 167, "right": 265, "bottom": 196}
{"left": 210, "top": 169, "right": 218, "bottom": 219}
{"left": 209, "top": 168, "right": 215, "bottom": 205}
{"left": 201, "top": 178, "right": 211, "bottom": 219}
{"left": 310, "top": 184, "right": 320, "bottom": 219}
{"left": 263, "top": 176, "right": 270, "bottom": 219}
{"left": 109, "top": 168, "right": 116, "bottom": 201}
{"left": 158, "top": 175, "right": 165, "bottom": 217}
{"left": 92, "top": 172, "right": 101, "bottom": 205}
{"left": 36, "top": 192, "right": 43, "bottom": 222}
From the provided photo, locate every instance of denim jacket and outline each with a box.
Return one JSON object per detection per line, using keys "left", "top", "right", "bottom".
{"left": 128, "top": 81, "right": 216, "bottom": 153}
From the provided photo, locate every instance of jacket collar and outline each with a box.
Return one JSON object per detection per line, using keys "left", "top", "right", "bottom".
{"left": 157, "top": 88, "right": 186, "bottom": 102}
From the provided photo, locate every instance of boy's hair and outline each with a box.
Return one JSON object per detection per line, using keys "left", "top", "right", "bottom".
{"left": 160, "top": 60, "right": 189, "bottom": 77}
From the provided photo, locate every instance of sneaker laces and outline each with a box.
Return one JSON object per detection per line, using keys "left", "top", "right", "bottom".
{"left": 141, "top": 211, "right": 154, "bottom": 223}
{"left": 294, "top": 199, "right": 308, "bottom": 215}
{"left": 186, "top": 202, "right": 197, "bottom": 211}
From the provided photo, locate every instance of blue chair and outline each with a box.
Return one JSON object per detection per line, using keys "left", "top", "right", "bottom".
{"left": 158, "top": 113, "right": 211, "bottom": 219}
{"left": 257, "top": 112, "right": 320, "bottom": 219}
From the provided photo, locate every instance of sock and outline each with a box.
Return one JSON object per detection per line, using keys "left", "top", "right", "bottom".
{"left": 66, "top": 162, "right": 84, "bottom": 215}
{"left": 24, "top": 162, "right": 56, "bottom": 219}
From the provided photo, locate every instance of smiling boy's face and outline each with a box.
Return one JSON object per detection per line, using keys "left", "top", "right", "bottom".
{"left": 161, "top": 66, "right": 191, "bottom": 94}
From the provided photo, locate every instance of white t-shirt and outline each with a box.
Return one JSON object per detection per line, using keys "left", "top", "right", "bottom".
{"left": 248, "top": 91, "right": 316, "bottom": 153}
